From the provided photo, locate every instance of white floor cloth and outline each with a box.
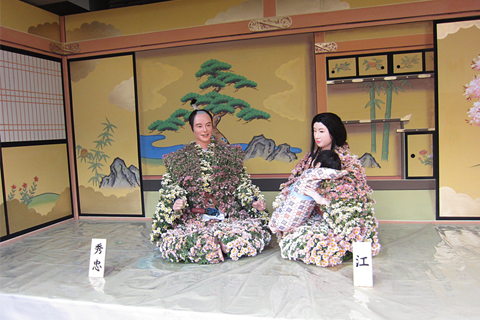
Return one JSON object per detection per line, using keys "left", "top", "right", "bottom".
{"left": 1, "top": 220, "right": 480, "bottom": 320}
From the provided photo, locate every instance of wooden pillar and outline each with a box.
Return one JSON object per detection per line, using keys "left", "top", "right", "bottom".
{"left": 60, "top": 16, "right": 79, "bottom": 219}
{"left": 314, "top": 32, "right": 328, "bottom": 114}
{"left": 263, "top": 0, "right": 276, "bottom": 17}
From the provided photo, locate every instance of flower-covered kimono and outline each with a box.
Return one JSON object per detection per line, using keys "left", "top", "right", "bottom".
{"left": 269, "top": 167, "right": 346, "bottom": 234}
{"left": 150, "top": 142, "right": 271, "bottom": 264}
{"left": 272, "top": 144, "right": 380, "bottom": 267}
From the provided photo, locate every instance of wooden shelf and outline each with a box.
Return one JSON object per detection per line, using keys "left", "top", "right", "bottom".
{"left": 343, "top": 114, "right": 411, "bottom": 125}
{"left": 327, "top": 73, "right": 433, "bottom": 84}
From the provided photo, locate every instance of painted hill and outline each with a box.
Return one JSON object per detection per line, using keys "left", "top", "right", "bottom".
{"left": 100, "top": 157, "right": 140, "bottom": 188}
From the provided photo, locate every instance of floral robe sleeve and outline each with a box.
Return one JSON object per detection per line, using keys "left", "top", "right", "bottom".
{"left": 150, "top": 170, "right": 189, "bottom": 243}
{"left": 235, "top": 166, "right": 270, "bottom": 221}
{"left": 272, "top": 152, "right": 312, "bottom": 212}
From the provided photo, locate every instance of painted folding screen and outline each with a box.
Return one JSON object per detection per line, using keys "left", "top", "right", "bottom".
{"left": 136, "top": 34, "right": 315, "bottom": 177}
{"left": 0, "top": 48, "right": 72, "bottom": 240}
{"left": 436, "top": 19, "right": 480, "bottom": 218}
{"left": 327, "top": 51, "right": 435, "bottom": 178}
{"left": 69, "top": 54, "right": 143, "bottom": 216}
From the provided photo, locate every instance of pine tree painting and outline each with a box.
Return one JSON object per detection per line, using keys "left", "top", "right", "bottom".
{"left": 148, "top": 59, "right": 271, "bottom": 144}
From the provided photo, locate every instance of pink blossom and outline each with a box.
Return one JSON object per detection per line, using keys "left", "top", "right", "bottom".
{"left": 467, "top": 101, "right": 480, "bottom": 126}
{"left": 465, "top": 55, "right": 480, "bottom": 126}
{"left": 472, "top": 55, "right": 480, "bottom": 71}
{"left": 464, "top": 76, "right": 480, "bottom": 100}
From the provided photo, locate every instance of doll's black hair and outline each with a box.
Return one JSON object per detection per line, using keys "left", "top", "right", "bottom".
{"left": 188, "top": 108, "right": 213, "bottom": 131}
{"left": 314, "top": 150, "right": 342, "bottom": 170}
{"left": 309, "top": 112, "right": 347, "bottom": 167}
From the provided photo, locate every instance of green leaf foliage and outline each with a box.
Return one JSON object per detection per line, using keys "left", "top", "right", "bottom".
{"left": 150, "top": 59, "right": 271, "bottom": 140}
{"left": 148, "top": 120, "right": 163, "bottom": 131}
{"left": 240, "top": 109, "right": 271, "bottom": 121}
{"left": 199, "top": 77, "right": 226, "bottom": 90}
{"left": 171, "top": 108, "right": 191, "bottom": 118}
{"left": 228, "top": 98, "right": 250, "bottom": 109}
{"left": 168, "top": 117, "right": 186, "bottom": 127}
{"left": 234, "top": 79, "right": 258, "bottom": 90}
{"left": 212, "top": 105, "right": 235, "bottom": 114}
{"left": 155, "top": 121, "right": 180, "bottom": 133}
{"left": 180, "top": 93, "right": 202, "bottom": 104}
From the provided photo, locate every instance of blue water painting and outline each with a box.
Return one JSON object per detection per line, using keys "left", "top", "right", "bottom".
{"left": 139, "top": 135, "right": 302, "bottom": 159}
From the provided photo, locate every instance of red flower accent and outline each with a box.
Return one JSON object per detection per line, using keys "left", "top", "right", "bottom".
{"left": 22, "top": 183, "right": 27, "bottom": 188}
{"left": 34, "top": 176, "right": 39, "bottom": 182}
{"left": 419, "top": 150, "right": 427, "bottom": 155}
{"left": 11, "top": 185, "right": 16, "bottom": 190}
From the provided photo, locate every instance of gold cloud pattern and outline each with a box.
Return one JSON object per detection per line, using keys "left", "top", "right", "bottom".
{"left": 70, "top": 59, "right": 101, "bottom": 82}
{"left": 205, "top": 0, "right": 263, "bottom": 25}
{"left": 264, "top": 58, "right": 307, "bottom": 121}
{"left": 109, "top": 77, "right": 135, "bottom": 112}
{"left": 440, "top": 186, "right": 480, "bottom": 217}
{"left": 67, "top": 21, "right": 121, "bottom": 42}
{"left": 276, "top": 0, "right": 350, "bottom": 15}
{"left": 142, "top": 62, "right": 183, "bottom": 111}
{"left": 437, "top": 20, "right": 480, "bottom": 39}
{"left": 28, "top": 22, "right": 61, "bottom": 41}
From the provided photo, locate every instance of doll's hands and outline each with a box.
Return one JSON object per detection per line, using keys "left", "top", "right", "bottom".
{"left": 303, "top": 186, "right": 330, "bottom": 206}
{"left": 173, "top": 199, "right": 186, "bottom": 212}
{"left": 252, "top": 199, "right": 266, "bottom": 211}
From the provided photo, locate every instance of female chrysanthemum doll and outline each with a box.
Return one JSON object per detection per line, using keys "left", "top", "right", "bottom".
{"left": 272, "top": 112, "right": 381, "bottom": 267}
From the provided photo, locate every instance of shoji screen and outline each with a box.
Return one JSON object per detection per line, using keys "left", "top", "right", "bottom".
{"left": 0, "top": 48, "right": 72, "bottom": 241}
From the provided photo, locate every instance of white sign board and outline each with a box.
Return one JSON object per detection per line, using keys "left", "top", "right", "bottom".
{"left": 353, "top": 242, "right": 373, "bottom": 287}
{"left": 88, "top": 239, "right": 107, "bottom": 278}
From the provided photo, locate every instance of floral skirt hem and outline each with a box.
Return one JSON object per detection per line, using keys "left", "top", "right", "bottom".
{"left": 156, "top": 217, "right": 272, "bottom": 264}
{"left": 278, "top": 224, "right": 380, "bottom": 267}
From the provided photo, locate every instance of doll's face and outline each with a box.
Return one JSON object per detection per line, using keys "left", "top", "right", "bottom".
{"left": 313, "top": 122, "right": 332, "bottom": 151}
{"left": 192, "top": 112, "right": 212, "bottom": 148}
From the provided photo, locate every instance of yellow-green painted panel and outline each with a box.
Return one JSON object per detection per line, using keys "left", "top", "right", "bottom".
{"left": 328, "top": 57, "right": 356, "bottom": 78}
{"left": 3, "top": 144, "right": 72, "bottom": 234}
{"left": 346, "top": 0, "right": 433, "bottom": 9}
{"left": 328, "top": 77, "right": 435, "bottom": 177}
{"left": 70, "top": 55, "right": 143, "bottom": 215}
{"left": 0, "top": 0, "right": 60, "bottom": 41}
{"left": 437, "top": 19, "right": 480, "bottom": 217}
{"left": 359, "top": 55, "right": 388, "bottom": 76}
{"left": 425, "top": 51, "right": 434, "bottom": 72}
{"left": 394, "top": 52, "right": 423, "bottom": 73}
{"left": 65, "top": 0, "right": 250, "bottom": 42}
{"left": 372, "top": 189, "right": 436, "bottom": 221}
{"left": 325, "top": 22, "right": 433, "bottom": 42}
{"left": 136, "top": 34, "right": 315, "bottom": 176}
{"left": 0, "top": 169, "right": 6, "bottom": 237}
{"left": 407, "top": 133, "right": 433, "bottom": 177}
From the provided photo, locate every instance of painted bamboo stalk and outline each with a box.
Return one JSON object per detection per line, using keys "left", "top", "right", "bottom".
{"left": 381, "top": 81, "right": 393, "bottom": 161}
{"left": 381, "top": 80, "right": 412, "bottom": 161}
{"left": 363, "top": 82, "right": 384, "bottom": 153}
{"left": 369, "top": 83, "right": 377, "bottom": 153}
